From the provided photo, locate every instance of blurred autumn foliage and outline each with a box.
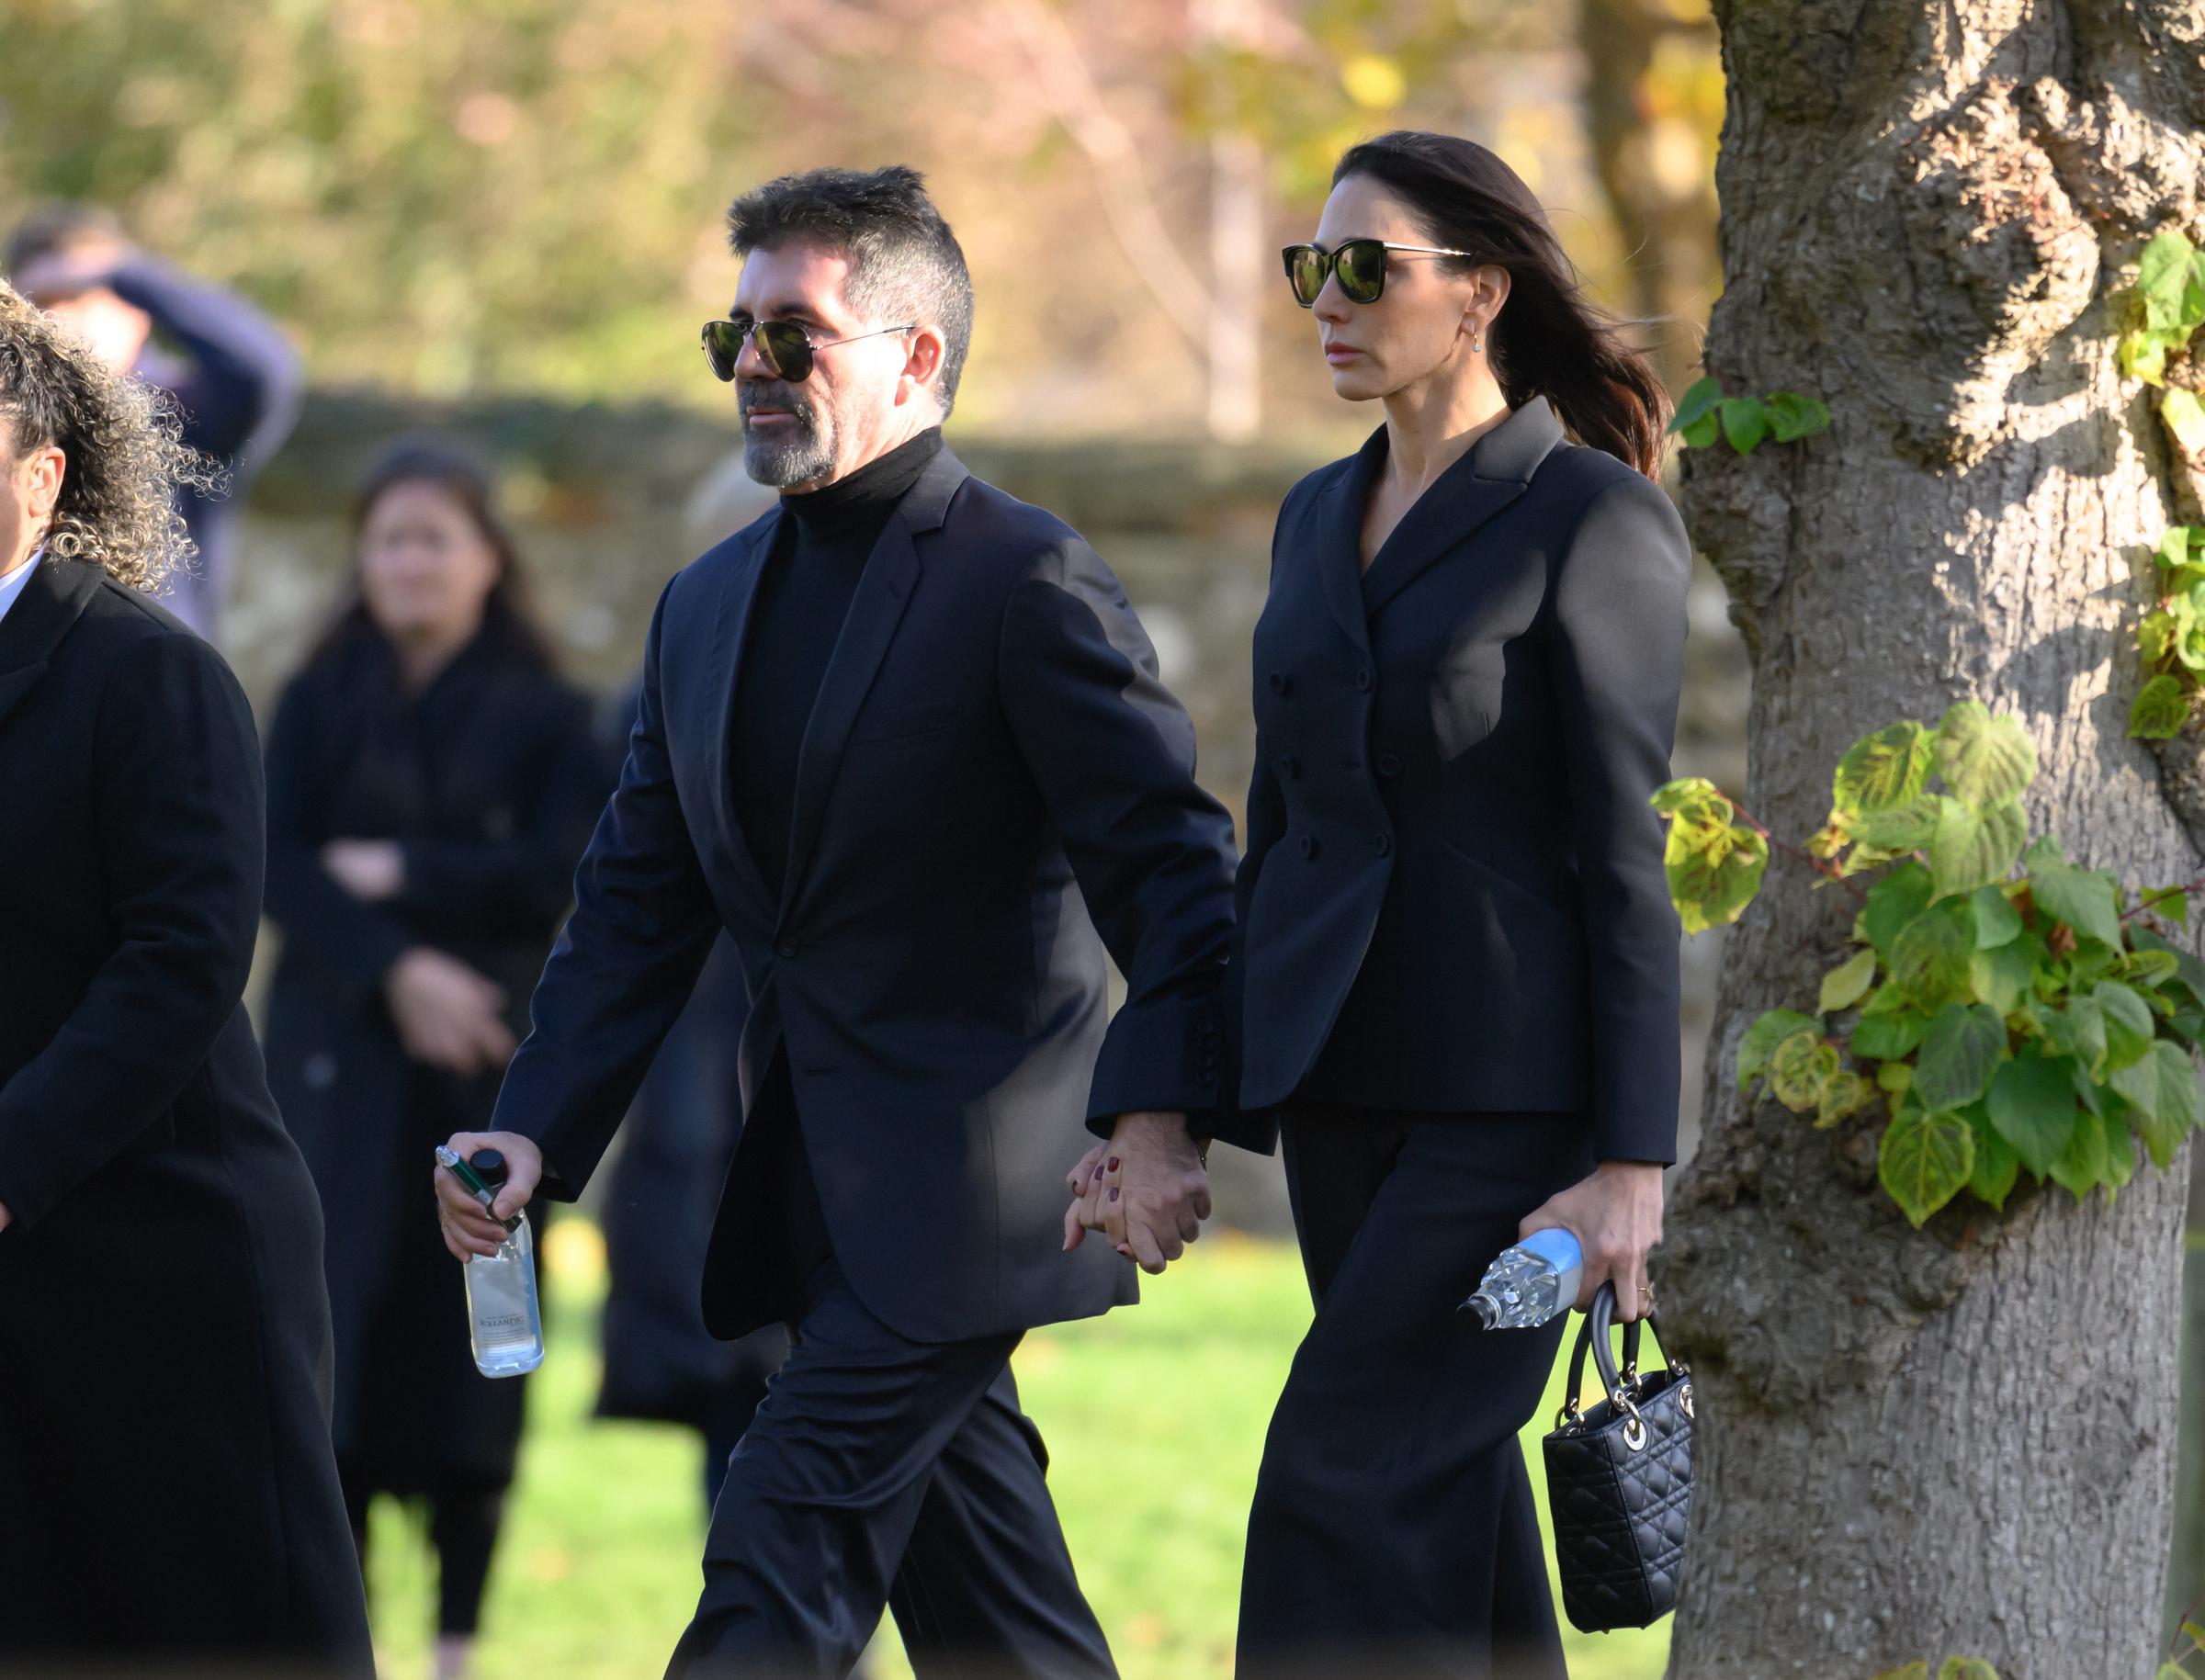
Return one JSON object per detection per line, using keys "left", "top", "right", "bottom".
{"left": 0, "top": 0, "right": 1718, "bottom": 439}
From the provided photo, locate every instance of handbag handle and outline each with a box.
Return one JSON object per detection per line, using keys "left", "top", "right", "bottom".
{"left": 1557, "top": 1280, "right": 1679, "bottom": 1432}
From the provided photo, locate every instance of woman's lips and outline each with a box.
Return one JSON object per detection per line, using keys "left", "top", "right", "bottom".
{"left": 1324, "top": 344, "right": 1363, "bottom": 365}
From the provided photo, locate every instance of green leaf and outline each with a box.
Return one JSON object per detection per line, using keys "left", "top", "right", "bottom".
{"left": 1720, "top": 396, "right": 1770, "bottom": 454}
{"left": 1664, "top": 815, "right": 1770, "bottom": 934}
{"left": 1871, "top": 1665, "right": 1930, "bottom": 1680}
{"left": 2165, "top": 389, "right": 2205, "bottom": 457}
{"left": 2122, "top": 328, "right": 2173, "bottom": 386}
{"left": 2147, "top": 885, "right": 2191, "bottom": 927}
{"left": 1853, "top": 1003, "right": 1933, "bottom": 1061}
{"left": 2039, "top": 994, "right": 2109, "bottom": 1080}
{"left": 1890, "top": 899, "right": 1977, "bottom": 1009}
{"left": 1852, "top": 795, "right": 1940, "bottom": 851}
{"left": 2048, "top": 1102, "right": 2109, "bottom": 1199}
{"left": 2104, "top": 1105, "right": 2137, "bottom": 1190}
{"left": 1971, "top": 885, "right": 2023, "bottom": 948}
{"left": 1938, "top": 1660, "right": 2002, "bottom": 1680}
{"left": 1737, "top": 1008, "right": 1819, "bottom": 1092}
{"left": 1819, "top": 946, "right": 1880, "bottom": 1014}
{"left": 1650, "top": 776, "right": 1728, "bottom": 817}
{"left": 2111, "top": 1038, "right": 2201, "bottom": 1167}
{"left": 2140, "top": 609, "right": 2181, "bottom": 669}
{"left": 1815, "top": 1067, "right": 1874, "bottom": 1128}
{"left": 1880, "top": 1104, "right": 1973, "bottom": 1226}
{"left": 1913, "top": 1003, "right": 2007, "bottom": 1111}
{"left": 1680, "top": 410, "right": 1720, "bottom": 448}
{"left": 1970, "top": 934, "right": 2041, "bottom": 1017}
{"left": 1837, "top": 724, "right": 1938, "bottom": 815}
{"left": 1763, "top": 390, "right": 1831, "bottom": 443}
{"left": 1987, "top": 1043, "right": 2083, "bottom": 1176}
{"left": 2027, "top": 848, "right": 2124, "bottom": 948}
{"left": 2132, "top": 672, "right": 2192, "bottom": 739}
{"left": 2133, "top": 925, "right": 2205, "bottom": 1007}
{"left": 1769, "top": 1030, "right": 1838, "bottom": 1111}
{"left": 2137, "top": 230, "right": 2198, "bottom": 327}
{"left": 1669, "top": 375, "right": 1722, "bottom": 435}
{"left": 2093, "top": 980, "right": 2155, "bottom": 1071}
{"left": 1929, "top": 796, "right": 2026, "bottom": 899}
{"left": 1864, "top": 863, "right": 1936, "bottom": 957}
{"left": 1934, "top": 703, "right": 2036, "bottom": 806}
{"left": 1965, "top": 1103, "right": 2020, "bottom": 1211}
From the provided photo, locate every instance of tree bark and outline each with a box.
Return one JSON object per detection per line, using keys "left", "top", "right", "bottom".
{"left": 1665, "top": 4, "right": 2204, "bottom": 1674}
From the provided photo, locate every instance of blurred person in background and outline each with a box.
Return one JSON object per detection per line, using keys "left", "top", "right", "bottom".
{"left": 1225, "top": 130, "right": 1689, "bottom": 1678}
{"left": 0, "top": 281, "right": 371, "bottom": 1674}
{"left": 6, "top": 200, "right": 304, "bottom": 641}
{"left": 261, "top": 439, "right": 607, "bottom": 1680}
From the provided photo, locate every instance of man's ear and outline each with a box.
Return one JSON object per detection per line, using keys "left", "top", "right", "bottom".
{"left": 900, "top": 327, "right": 946, "bottom": 408}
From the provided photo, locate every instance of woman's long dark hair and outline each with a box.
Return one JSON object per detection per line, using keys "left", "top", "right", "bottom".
{"left": 304, "top": 437, "right": 559, "bottom": 676}
{"left": 1333, "top": 131, "right": 1669, "bottom": 479}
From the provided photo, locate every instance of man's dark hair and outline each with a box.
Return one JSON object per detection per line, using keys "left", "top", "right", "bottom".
{"left": 6, "top": 202, "right": 129, "bottom": 277}
{"left": 727, "top": 165, "right": 975, "bottom": 417}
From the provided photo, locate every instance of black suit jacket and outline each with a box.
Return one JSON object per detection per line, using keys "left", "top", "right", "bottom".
{"left": 492, "top": 448, "right": 1239, "bottom": 1344}
{"left": 1233, "top": 397, "right": 1691, "bottom": 1165}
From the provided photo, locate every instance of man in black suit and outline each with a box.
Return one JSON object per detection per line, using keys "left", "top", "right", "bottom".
{"left": 435, "top": 166, "right": 1238, "bottom": 1677}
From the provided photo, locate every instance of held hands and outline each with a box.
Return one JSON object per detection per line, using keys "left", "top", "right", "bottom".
{"left": 322, "top": 838, "right": 405, "bottom": 902}
{"left": 1519, "top": 1159, "right": 1666, "bottom": 1323}
{"left": 1061, "top": 1111, "right": 1212, "bottom": 1275}
{"left": 434, "top": 1131, "right": 543, "bottom": 1260}
{"left": 384, "top": 948, "right": 517, "bottom": 1077}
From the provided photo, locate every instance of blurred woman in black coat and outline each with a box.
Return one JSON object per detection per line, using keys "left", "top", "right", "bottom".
{"left": 262, "top": 441, "right": 605, "bottom": 1678}
{"left": 0, "top": 282, "right": 372, "bottom": 1673}
{"left": 1230, "top": 133, "right": 1691, "bottom": 1677}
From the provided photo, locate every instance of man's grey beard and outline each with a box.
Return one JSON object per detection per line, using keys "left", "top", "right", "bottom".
{"left": 741, "top": 386, "right": 836, "bottom": 489}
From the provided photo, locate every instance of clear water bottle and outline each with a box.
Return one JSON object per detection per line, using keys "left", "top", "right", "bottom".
{"left": 1459, "top": 1226, "right": 1584, "bottom": 1330}
{"left": 436, "top": 1145, "right": 545, "bottom": 1378}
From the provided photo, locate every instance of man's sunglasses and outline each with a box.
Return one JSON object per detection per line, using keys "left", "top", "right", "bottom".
{"left": 700, "top": 317, "right": 914, "bottom": 384}
{"left": 1281, "top": 239, "right": 1477, "bottom": 309}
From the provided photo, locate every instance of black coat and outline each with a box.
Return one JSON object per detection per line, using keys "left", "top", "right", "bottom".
{"left": 492, "top": 447, "right": 1242, "bottom": 1345}
{"left": 0, "top": 558, "right": 370, "bottom": 1667}
{"left": 1233, "top": 397, "right": 1691, "bottom": 1165}
{"left": 262, "top": 625, "right": 605, "bottom": 1483}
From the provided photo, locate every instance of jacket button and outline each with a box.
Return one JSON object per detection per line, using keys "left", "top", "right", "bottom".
{"left": 775, "top": 937, "right": 799, "bottom": 959}
{"left": 1377, "top": 752, "right": 1403, "bottom": 778}
{"left": 1298, "top": 834, "right": 1318, "bottom": 860}
{"left": 1354, "top": 667, "right": 1373, "bottom": 691}
{"left": 1278, "top": 752, "right": 1301, "bottom": 780}
{"left": 1270, "top": 671, "right": 1293, "bottom": 696}
{"left": 1371, "top": 833, "right": 1392, "bottom": 857}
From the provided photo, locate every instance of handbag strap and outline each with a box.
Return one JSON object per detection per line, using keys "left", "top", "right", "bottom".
{"left": 1557, "top": 1280, "right": 1675, "bottom": 1428}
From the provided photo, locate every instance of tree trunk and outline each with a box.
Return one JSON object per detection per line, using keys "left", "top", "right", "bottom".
{"left": 1664, "top": 4, "right": 2203, "bottom": 1674}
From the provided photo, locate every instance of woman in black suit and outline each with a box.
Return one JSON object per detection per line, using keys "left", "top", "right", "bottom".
{"left": 262, "top": 441, "right": 604, "bottom": 1679}
{"left": 1231, "top": 132, "right": 1691, "bottom": 1676}
{"left": 0, "top": 284, "right": 372, "bottom": 1670}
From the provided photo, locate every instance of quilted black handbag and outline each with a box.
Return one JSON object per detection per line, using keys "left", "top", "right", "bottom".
{"left": 1540, "top": 1280, "right": 1694, "bottom": 1632}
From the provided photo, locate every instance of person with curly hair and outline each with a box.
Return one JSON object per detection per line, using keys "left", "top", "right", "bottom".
{"left": 0, "top": 281, "right": 373, "bottom": 1674}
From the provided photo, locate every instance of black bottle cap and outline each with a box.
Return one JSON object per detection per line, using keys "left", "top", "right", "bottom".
{"left": 469, "top": 1148, "right": 509, "bottom": 1189}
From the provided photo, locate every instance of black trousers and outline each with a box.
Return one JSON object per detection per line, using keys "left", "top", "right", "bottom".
{"left": 1237, "top": 1106, "right": 1595, "bottom": 1680}
{"left": 666, "top": 1090, "right": 1117, "bottom": 1680}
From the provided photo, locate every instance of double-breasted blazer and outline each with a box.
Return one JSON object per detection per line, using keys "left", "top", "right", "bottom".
{"left": 0, "top": 558, "right": 370, "bottom": 1665}
{"left": 491, "top": 447, "right": 1241, "bottom": 1345}
{"left": 1232, "top": 396, "right": 1691, "bottom": 1165}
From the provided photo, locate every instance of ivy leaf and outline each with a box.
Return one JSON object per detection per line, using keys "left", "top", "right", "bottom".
{"left": 2165, "top": 389, "right": 2205, "bottom": 458}
{"left": 1890, "top": 899, "right": 1977, "bottom": 1009}
{"left": 1871, "top": 1665, "right": 1930, "bottom": 1680}
{"left": 2025, "top": 841, "right": 2124, "bottom": 949}
{"left": 2047, "top": 1103, "right": 2109, "bottom": 1200}
{"left": 2131, "top": 672, "right": 2192, "bottom": 739}
{"left": 2136, "top": 230, "right": 2197, "bottom": 329}
{"left": 2038, "top": 994, "right": 2109, "bottom": 1081}
{"left": 1965, "top": 1104, "right": 2020, "bottom": 1211}
{"left": 1934, "top": 703, "right": 2036, "bottom": 806}
{"left": 1836, "top": 724, "right": 1938, "bottom": 815}
{"left": 1720, "top": 396, "right": 1770, "bottom": 454}
{"left": 2158, "top": 525, "right": 2198, "bottom": 573}
{"left": 2132, "top": 925, "right": 2205, "bottom": 1008}
{"left": 2104, "top": 1106, "right": 2137, "bottom": 1191}
{"left": 1664, "top": 813, "right": 1770, "bottom": 934}
{"left": 1879, "top": 1104, "right": 1973, "bottom": 1226}
{"left": 1969, "top": 934, "right": 2041, "bottom": 1017}
{"left": 2110, "top": 1038, "right": 2201, "bottom": 1167}
{"left": 1681, "top": 410, "right": 1720, "bottom": 448}
{"left": 2092, "top": 980, "right": 2155, "bottom": 1072}
{"left": 1987, "top": 1043, "right": 2083, "bottom": 1176}
{"left": 1938, "top": 1660, "right": 2003, "bottom": 1680}
{"left": 2122, "top": 328, "right": 2174, "bottom": 386}
{"left": 1763, "top": 390, "right": 1831, "bottom": 443}
{"left": 1819, "top": 946, "right": 1880, "bottom": 1014}
{"left": 1737, "top": 1008, "right": 1820, "bottom": 1093}
{"left": 1852, "top": 795, "right": 1940, "bottom": 851}
{"left": 1650, "top": 775, "right": 1728, "bottom": 817}
{"left": 2147, "top": 885, "right": 2190, "bottom": 927}
{"left": 1929, "top": 796, "right": 2026, "bottom": 900}
{"left": 1769, "top": 1030, "right": 1838, "bottom": 1111}
{"left": 2139, "top": 609, "right": 2180, "bottom": 669}
{"left": 1864, "top": 863, "right": 1936, "bottom": 959}
{"left": 1913, "top": 1002, "right": 2008, "bottom": 1111}
{"left": 1971, "top": 885, "right": 2023, "bottom": 948}
{"left": 1669, "top": 375, "right": 1722, "bottom": 436}
{"left": 1852, "top": 1002, "right": 1934, "bottom": 1061}
{"left": 1815, "top": 1067, "right": 1874, "bottom": 1129}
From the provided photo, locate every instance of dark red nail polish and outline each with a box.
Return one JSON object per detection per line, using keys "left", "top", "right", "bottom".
{"left": 1107, "top": 1157, "right": 1120, "bottom": 1172}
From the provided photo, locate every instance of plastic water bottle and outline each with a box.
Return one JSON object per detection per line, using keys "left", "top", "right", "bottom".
{"left": 436, "top": 1145, "right": 545, "bottom": 1378}
{"left": 1459, "top": 1227, "right": 1584, "bottom": 1330}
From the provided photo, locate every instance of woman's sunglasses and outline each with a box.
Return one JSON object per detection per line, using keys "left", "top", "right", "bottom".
{"left": 700, "top": 316, "right": 914, "bottom": 384}
{"left": 1281, "top": 239, "right": 1477, "bottom": 309}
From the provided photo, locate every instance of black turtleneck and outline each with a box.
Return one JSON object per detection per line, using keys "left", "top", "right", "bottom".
{"left": 732, "top": 426, "right": 944, "bottom": 896}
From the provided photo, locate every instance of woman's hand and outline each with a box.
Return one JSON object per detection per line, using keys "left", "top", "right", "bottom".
{"left": 322, "top": 838, "right": 405, "bottom": 901}
{"left": 383, "top": 947, "right": 517, "bottom": 1077}
{"left": 0, "top": 1201, "right": 12, "bottom": 1236}
{"left": 434, "top": 1130, "right": 543, "bottom": 1259}
{"left": 1518, "top": 1159, "right": 1665, "bottom": 1322}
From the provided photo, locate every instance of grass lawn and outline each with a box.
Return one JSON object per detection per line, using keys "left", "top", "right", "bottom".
{"left": 363, "top": 1223, "right": 1670, "bottom": 1680}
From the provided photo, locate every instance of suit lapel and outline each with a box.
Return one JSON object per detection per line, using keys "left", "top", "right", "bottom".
{"left": 704, "top": 511, "right": 781, "bottom": 902}
{"left": 1310, "top": 429, "right": 1385, "bottom": 654}
{"left": 778, "top": 447, "right": 970, "bottom": 915}
{"left": 1359, "top": 395, "right": 1566, "bottom": 618}
{"left": 0, "top": 558, "right": 101, "bottom": 732}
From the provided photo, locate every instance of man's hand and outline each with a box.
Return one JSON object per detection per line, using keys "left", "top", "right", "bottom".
{"left": 434, "top": 1131, "right": 543, "bottom": 1260}
{"left": 1081, "top": 1111, "right": 1211, "bottom": 1275}
{"left": 1519, "top": 1160, "right": 1666, "bottom": 1323}
{"left": 322, "top": 838, "right": 405, "bottom": 902}
{"left": 384, "top": 948, "right": 516, "bottom": 1077}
